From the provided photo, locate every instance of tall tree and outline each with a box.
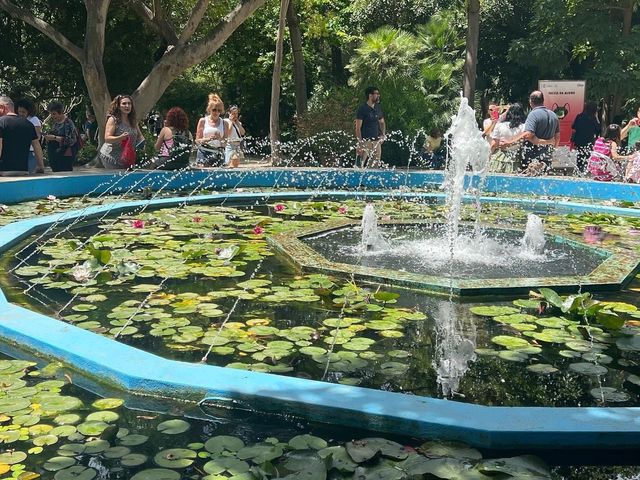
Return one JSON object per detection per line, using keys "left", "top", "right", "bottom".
{"left": 0, "top": 0, "right": 269, "bottom": 137}
{"left": 270, "top": 0, "right": 291, "bottom": 158}
{"left": 287, "top": 0, "right": 307, "bottom": 115}
{"left": 462, "top": 0, "right": 480, "bottom": 105}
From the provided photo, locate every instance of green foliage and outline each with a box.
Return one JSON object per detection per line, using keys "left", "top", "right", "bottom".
{"left": 75, "top": 143, "right": 98, "bottom": 166}
{"left": 508, "top": 0, "right": 640, "bottom": 112}
{"left": 537, "top": 288, "right": 626, "bottom": 330}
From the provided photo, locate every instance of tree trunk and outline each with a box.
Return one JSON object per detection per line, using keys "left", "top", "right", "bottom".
{"left": 1, "top": 0, "right": 269, "bottom": 137}
{"left": 270, "top": 0, "right": 291, "bottom": 160}
{"left": 462, "top": 0, "right": 480, "bottom": 106}
{"left": 331, "top": 46, "right": 346, "bottom": 85}
{"left": 287, "top": 0, "right": 307, "bottom": 116}
{"left": 622, "top": 0, "right": 633, "bottom": 35}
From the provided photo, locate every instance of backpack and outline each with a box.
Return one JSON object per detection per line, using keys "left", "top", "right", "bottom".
{"left": 159, "top": 128, "right": 193, "bottom": 170}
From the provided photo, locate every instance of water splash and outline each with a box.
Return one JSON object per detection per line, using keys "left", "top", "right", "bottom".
{"left": 361, "top": 203, "right": 390, "bottom": 252}
{"left": 521, "top": 214, "right": 546, "bottom": 255}
{"left": 443, "top": 96, "right": 491, "bottom": 244}
{"left": 432, "top": 302, "right": 477, "bottom": 397}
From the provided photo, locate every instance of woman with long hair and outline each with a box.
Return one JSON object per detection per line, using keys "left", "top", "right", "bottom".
{"left": 588, "top": 124, "right": 633, "bottom": 181}
{"left": 98, "top": 95, "right": 144, "bottom": 169}
{"left": 489, "top": 103, "right": 526, "bottom": 173}
{"left": 195, "top": 96, "right": 229, "bottom": 167}
{"left": 15, "top": 98, "right": 45, "bottom": 173}
{"left": 154, "top": 107, "right": 193, "bottom": 170}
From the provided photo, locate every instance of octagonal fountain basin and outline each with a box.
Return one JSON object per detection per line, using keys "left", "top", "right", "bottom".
{"left": 270, "top": 218, "right": 640, "bottom": 297}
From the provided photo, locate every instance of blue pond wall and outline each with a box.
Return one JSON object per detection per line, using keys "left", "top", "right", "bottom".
{"left": 1, "top": 169, "right": 640, "bottom": 450}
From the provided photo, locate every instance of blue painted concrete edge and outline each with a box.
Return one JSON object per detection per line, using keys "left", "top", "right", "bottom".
{"left": 1, "top": 168, "right": 640, "bottom": 204}
{"left": 1, "top": 302, "right": 639, "bottom": 450}
{"left": 1, "top": 192, "right": 640, "bottom": 448}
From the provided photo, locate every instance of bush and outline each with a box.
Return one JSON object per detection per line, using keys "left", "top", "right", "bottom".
{"left": 75, "top": 143, "right": 98, "bottom": 166}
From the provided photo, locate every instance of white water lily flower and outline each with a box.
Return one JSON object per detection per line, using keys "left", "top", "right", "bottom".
{"left": 0, "top": 204, "right": 8, "bottom": 213}
{"left": 217, "top": 245, "right": 240, "bottom": 262}
{"left": 70, "top": 262, "right": 93, "bottom": 283}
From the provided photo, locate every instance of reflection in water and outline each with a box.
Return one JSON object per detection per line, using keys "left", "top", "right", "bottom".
{"left": 432, "top": 302, "right": 477, "bottom": 397}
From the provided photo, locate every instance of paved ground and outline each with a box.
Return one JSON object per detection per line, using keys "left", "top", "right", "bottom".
{"left": 0, "top": 158, "right": 276, "bottom": 183}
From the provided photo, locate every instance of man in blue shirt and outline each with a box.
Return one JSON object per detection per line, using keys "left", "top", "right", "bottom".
{"left": 502, "top": 91, "right": 560, "bottom": 173}
{"left": 355, "top": 86, "right": 386, "bottom": 168}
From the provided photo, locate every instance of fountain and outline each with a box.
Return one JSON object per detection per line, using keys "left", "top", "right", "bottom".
{"left": 360, "top": 203, "right": 389, "bottom": 251}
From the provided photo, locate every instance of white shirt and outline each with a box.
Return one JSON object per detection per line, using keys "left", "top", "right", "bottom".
{"left": 491, "top": 122, "right": 524, "bottom": 151}
{"left": 28, "top": 116, "right": 41, "bottom": 152}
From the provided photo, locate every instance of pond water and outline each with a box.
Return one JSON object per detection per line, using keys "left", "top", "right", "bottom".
{"left": 303, "top": 224, "right": 607, "bottom": 279}
{"left": 2, "top": 199, "right": 640, "bottom": 409}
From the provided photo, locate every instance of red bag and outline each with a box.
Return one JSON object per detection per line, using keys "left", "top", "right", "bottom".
{"left": 120, "top": 136, "right": 136, "bottom": 167}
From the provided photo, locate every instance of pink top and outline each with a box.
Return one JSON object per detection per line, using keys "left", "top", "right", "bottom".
{"left": 588, "top": 137, "right": 615, "bottom": 181}
{"left": 159, "top": 137, "right": 173, "bottom": 157}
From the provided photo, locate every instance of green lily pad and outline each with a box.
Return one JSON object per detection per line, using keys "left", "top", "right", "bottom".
{"left": 204, "top": 435, "right": 245, "bottom": 455}
{"left": 86, "top": 411, "right": 119, "bottom": 423}
{"left": 37, "top": 395, "right": 83, "bottom": 413}
{"left": 590, "top": 387, "right": 630, "bottom": 403}
{"left": 54, "top": 414, "right": 81, "bottom": 425}
{"left": 33, "top": 434, "right": 59, "bottom": 446}
{"left": 318, "top": 446, "right": 358, "bottom": 472}
{"left": 478, "top": 455, "right": 550, "bottom": 478}
{"left": 121, "top": 453, "right": 149, "bottom": 467}
{"left": 491, "top": 335, "right": 530, "bottom": 349}
{"left": 237, "top": 443, "right": 284, "bottom": 463}
{"left": 53, "top": 466, "right": 97, "bottom": 480}
{"left": 365, "top": 320, "right": 401, "bottom": 331}
{"left": 289, "top": 434, "right": 328, "bottom": 450}
{"left": 569, "top": 363, "right": 608, "bottom": 376}
{"left": 379, "top": 362, "right": 409, "bottom": 376}
{"left": 43, "top": 457, "right": 77, "bottom": 472}
{"left": 494, "top": 313, "right": 537, "bottom": 324}
{"left": 77, "top": 421, "right": 109, "bottom": 436}
{"left": 418, "top": 440, "right": 482, "bottom": 460}
{"left": 84, "top": 439, "right": 110, "bottom": 454}
{"left": 131, "top": 469, "right": 180, "bottom": 480}
{"left": 526, "top": 364, "right": 558, "bottom": 374}
{"left": 470, "top": 306, "right": 519, "bottom": 317}
{"left": 119, "top": 434, "right": 149, "bottom": 446}
{"left": 498, "top": 351, "right": 529, "bottom": 362}
{"left": 156, "top": 419, "right": 190, "bottom": 434}
{"left": 203, "top": 457, "right": 251, "bottom": 475}
{"left": 153, "top": 448, "right": 196, "bottom": 468}
{"left": 0, "top": 450, "right": 27, "bottom": 464}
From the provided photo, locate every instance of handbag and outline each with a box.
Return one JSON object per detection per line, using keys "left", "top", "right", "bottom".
{"left": 120, "top": 136, "right": 136, "bottom": 167}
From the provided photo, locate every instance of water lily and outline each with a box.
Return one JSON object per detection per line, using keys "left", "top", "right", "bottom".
{"left": 46, "top": 195, "right": 57, "bottom": 201}
{"left": 70, "top": 262, "right": 93, "bottom": 283}
{"left": 338, "top": 206, "right": 347, "bottom": 214}
{"left": 131, "top": 219, "right": 145, "bottom": 229}
{"left": 274, "top": 203, "right": 285, "bottom": 212}
{"left": 0, "top": 204, "right": 8, "bottom": 213}
{"left": 192, "top": 216, "right": 203, "bottom": 223}
{"left": 253, "top": 225, "right": 264, "bottom": 235}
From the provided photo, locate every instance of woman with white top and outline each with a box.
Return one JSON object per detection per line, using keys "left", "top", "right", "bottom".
{"left": 224, "top": 105, "right": 245, "bottom": 168}
{"left": 195, "top": 99, "right": 229, "bottom": 167}
{"left": 489, "top": 103, "right": 526, "bottom": 173}
{"left": 15, "top": 98, "right": 45, "bottom": 173}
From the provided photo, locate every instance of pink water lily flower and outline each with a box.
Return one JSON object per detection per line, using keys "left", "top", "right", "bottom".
{"left": 338, "top": 206, "right": 347, "bottom": 214}
{"left": 253, "top": 225, "right": 264, "bottom": 235}
{"left": 274, "top": 203, "right": 286, "bottom": 212}
{"left": 131, "top": 219, "right": 145, "bottom": 229}
{"left": 192, "top": 216, "right": 203, "bottom": 223}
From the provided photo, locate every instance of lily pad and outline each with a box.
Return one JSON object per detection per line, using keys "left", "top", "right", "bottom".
{"left": 569, "top": 363, "right": 608, "bottom": 376}
{"left": 0, "top": 451, "right": 27, "bottom": 464}
{"left": 156, "top": 419, "right": 190, "bottom": 435}
{"left": 289, "top": 434, "right": 328, "bottom": 450}
{"left": 590, "top": 387, "right": 630, "bottom": 403}
{"left": 204, "top": 435, "right": 245, "bottom": 455}
{"left": 53, "top": 466, "right": 97, "bottom": 480}
{"left": 237, "top": 443, "right": 284, "bottom": 463}
{"left": 153, "top": 448, "right": 196, "bottom": 468}
{"left": 203, "top": 457, "right": 251, "bottom": 475}
{"left": 131, "top": 469, "right": 180, "bottom": 480}
{"left": 526, "top": 364, "right": 558, "bottom": 374}
{"left": 491, "top": 335, "right": 530, "bottom": 349}
{"left": 43, "top": 457, "right": 77, "bottom": 472}
{"left": 470, "top": 306, "right": 519, "bottom": 317}
{"left": 121, "top": 453, "right": 149, "bottom": 467}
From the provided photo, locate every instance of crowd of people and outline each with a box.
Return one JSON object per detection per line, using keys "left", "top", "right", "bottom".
{"left": 0, "top": 92, "right": 247, "bottom": 174}
{"left": 2, "top": 87, "right": 640, "bottom": 183}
